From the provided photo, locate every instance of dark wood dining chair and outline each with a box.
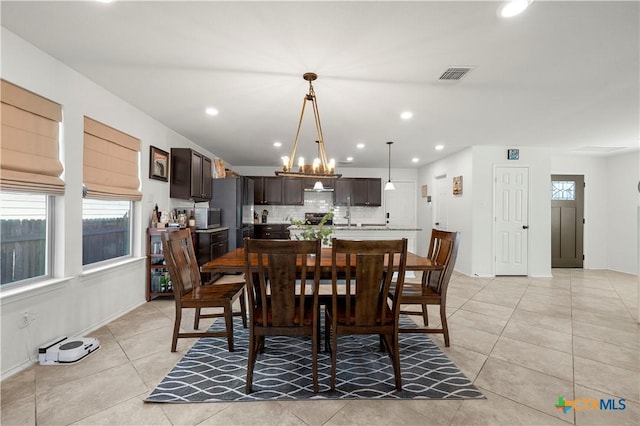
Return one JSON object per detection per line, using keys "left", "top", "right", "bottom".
{"left": 243, "top": 238, "right": 322, "bottom": 393}
{"left": 325, "top": 238, "right": 408, "bottom": 391}
{"left": 161, "top": 229, "right": 247, "bottom": 352}
{"left": 392, "top": 229, "right": 460, "bottom": 346}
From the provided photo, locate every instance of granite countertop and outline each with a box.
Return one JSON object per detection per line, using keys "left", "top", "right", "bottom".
{"left": 195, "top": 226, "right": 229, "bottom": 233}
{"left": 288, "top": 225, "right": 421, "bottom": 231}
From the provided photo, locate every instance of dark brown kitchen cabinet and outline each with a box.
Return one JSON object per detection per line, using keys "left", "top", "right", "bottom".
{"left": 334, "top": 178, "right": 381, "bottom": 206}
{"left": 334, "top": 178, "right": 352, "bottom": 205}
{"left": 352, "top": 178, "right": 381, "bottom": 206}
{"left": 170, "top": 148, "right": 212, "bottom": 201}
{"left": 250, "top": 176, "right": 285, "bottom": 205}
{"left": 195, "top": 228, "right": 228, "bottom": 283}
{"left": 254, "top": 224, "right": 290, "bottom": 239}
{"left": 282, "top": 177, "right": 304, "bottom": 205}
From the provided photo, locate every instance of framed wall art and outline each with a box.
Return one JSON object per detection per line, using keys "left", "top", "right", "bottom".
{"left": 453, "top": 176, "right": 463, "bottom": 195}
{"left": 149, "top": 146, "right": 169, "bottom": 182}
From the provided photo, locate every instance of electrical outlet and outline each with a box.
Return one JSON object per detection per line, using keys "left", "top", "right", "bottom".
{"left": 18, "top": 311, "right": 36, "bottom": 329}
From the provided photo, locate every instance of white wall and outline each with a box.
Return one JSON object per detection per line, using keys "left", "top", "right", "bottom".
{"left": 550, "top": 152, "right": 639, "bottom": 274}
{"left": 416, "top": 148, "right": 474, "bottom": 274}
{"left": 0, "top": 29, "right": 220, "bottom": 377}
{"left": 550, "top": 154, "right": 610, "bottom": 269}
{"left": 605, "top": 153, "right": 639, "bottom": 274}
{"left": 419, "top": 146, "right": 639, "bottom": 280}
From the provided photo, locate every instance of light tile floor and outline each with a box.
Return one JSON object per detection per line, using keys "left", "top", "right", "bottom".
{"left": 2, "top": 269, "right": 639, "bottom": 425}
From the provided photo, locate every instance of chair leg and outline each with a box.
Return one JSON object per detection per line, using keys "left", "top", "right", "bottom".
{"left": 422, "top": 304, "right": 429, "bottom": 326}
{"left": 330, "top": 324, "right": 337, "bottom": 391}
{"left": 193, "top": 307, "right": 201, "bottom": 329}
{"left": 391, "top": 331, "right": 402, "bottom": 391}
{"left": 171, "top": 308, "right": 182, "bottom": 352}
{"left": 224, "top": 302, "right": 234, "bottom": 352}
{"left": 239, "top": 288, "right": 248, "bottom": 328}
{"left": 246, "top": 331, "right": 257, "bottom": 393}
{"left": 324, "top": 310, "right": 331, "bottom": 353}
{"left": 440, "top": 303, "right": 450, "bottom": 347}
{"left": 380, "top": 333, "right": 402, "bottom": 391}
{"left": 312, "top": 323, "right": 318, "bottom": 393}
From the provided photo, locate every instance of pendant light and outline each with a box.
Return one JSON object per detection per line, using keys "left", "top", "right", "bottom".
{"left": 384, "top": 141, "right": 395, "bottom": 191}
{"left": 275, "top": 73, "right": 340, "bottom": 180}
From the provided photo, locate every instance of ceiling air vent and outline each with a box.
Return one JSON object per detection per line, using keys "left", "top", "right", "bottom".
{"left": 439, "top": 67, "right": 472, "bottom": 81}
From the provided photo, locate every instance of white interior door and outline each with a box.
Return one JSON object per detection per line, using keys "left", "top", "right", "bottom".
{"left": 385, "top": 181, "right": 415, "bottom": 227}
{"left": 495, "top": 166, "right": 529, "bottom": 275}
{"left": 434, "top": 176, "right": 448, "bottom": 230}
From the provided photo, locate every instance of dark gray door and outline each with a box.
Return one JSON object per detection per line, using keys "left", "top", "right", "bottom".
{"left": 551, "top": 175, "right": 584, "bottom": 268}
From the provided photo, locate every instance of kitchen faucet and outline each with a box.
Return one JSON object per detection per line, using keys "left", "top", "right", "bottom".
{"left": 344, "top": 196, "right": 352, "bottom": 227}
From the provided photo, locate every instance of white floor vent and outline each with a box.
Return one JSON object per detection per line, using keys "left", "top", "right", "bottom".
{"left": 38, "top": 336, "right": 100, "bottom": 365}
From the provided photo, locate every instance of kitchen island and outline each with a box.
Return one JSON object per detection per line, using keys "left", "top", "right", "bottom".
{"left": 289, "top": 225, "right": 420, "bottom": 253}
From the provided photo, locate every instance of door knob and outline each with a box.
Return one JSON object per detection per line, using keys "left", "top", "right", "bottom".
{"left": 522, "top": 225, "right": 529, "bottom": 229}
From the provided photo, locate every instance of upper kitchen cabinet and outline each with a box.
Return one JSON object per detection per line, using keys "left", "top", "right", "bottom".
{"left": 170, "top": 148, "right": 212, "bottom": 201}
{"left": 353, "top": 178, "right": 381, "bottom": 206}
{"left": 282, "top": 177, "right": 304, "bottom": 205}
{"left": 334, "top": 178, "right": 352, "bottom": 205}
{"left": 251, "top": 176, "right": 283, "bottom": 205}
{"left": 249, "top": 176, "right": 304, "bottom": 205}
{"left": 335, "top": 178, "right": 381, "bottom": 206}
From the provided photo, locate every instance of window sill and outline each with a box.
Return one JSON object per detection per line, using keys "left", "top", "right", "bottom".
{"left": 81, "top": 256, "right": 145, "bottom": 277}
{"left": 0, "top": 276, "right": 73, "bottom": 305}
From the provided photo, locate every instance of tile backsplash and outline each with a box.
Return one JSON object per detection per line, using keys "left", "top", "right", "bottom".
{"left": 261, "top": 191, "right": 385, "bottom": 225}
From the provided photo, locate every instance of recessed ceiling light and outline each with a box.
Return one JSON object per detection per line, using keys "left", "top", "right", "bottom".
{"left": 356, "top": 143, "right": 365, "bottom": 149}
{"left": 411, "top": 158, "right": 419, "bottom": 163}
{"left": 400, "top": 111, "right": 413, "bottom": 120}
{"left": 435, "top": 145, "right": 444, "bottom": 151}
{"left": 273, "top": 141, "right": 282, "bottom": 148}
{"left": 205, "top": 107, "right": 219, "bottom": 116}
{"left": 498, "top": 0, "right": 533, "bottom": 18}
{"left": 346, "top": 156, "right": 354, "bottom": 162}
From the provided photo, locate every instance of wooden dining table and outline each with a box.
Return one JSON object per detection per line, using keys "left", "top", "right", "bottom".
{"left": 201, "top": 247, "right": 443, "bottom": 278}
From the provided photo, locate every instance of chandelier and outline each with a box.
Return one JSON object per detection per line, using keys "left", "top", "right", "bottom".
{"left": 275, "top": 72, "right": 341, "bottom": 182}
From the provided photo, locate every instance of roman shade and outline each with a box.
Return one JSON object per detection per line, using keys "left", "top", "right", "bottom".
{"left": 0, "top": 79, "right": 65, "bottom": 195}
{"left": 83, "top": 116, "right": 142, "bottom": 201}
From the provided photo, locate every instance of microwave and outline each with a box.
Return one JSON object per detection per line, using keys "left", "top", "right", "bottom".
{"left": 194, "top": 207, "right": 221, "bottom": 229}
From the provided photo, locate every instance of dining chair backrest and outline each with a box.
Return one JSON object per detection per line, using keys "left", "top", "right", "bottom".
{"left": 244, "top": 238, "right": 322, "bottom": 327}
{"left": 162, "top": 229, "right": 201, "bottom": 298}
{"left": 424, "top": 229, "right": 460, "bottom": 294}
{"left": 330, "top": 238, "right": 408, "bottom": 327}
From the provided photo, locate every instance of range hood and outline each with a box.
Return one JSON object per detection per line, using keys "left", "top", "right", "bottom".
{"left": 304, "top": 187, "right": 334, "bottom": 192}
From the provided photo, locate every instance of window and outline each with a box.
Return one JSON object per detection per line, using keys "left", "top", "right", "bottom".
{"left": 82, "top": 199, "right": 132, "bottom": 265}
{"left": 0, "top": 192, "right": 52, "bottom": 286}
{"left": 551, "top": 180, "right": 576, "bottom": 201}
{"left": 82, "top": 116, "right": 141, "bottom": 266}
{"left": 1, "top": 80, "right": 63, "bottom": 286}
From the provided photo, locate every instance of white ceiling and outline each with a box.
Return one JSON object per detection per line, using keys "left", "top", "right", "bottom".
{"left": 2, "top": 1, "right": 638, "bottom": 169}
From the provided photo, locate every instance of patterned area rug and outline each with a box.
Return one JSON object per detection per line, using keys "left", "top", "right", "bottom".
{"left": 146, "top": 316, "right": 484, "bottom": 402}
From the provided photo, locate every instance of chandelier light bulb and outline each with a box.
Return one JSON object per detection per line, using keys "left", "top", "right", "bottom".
{"left": 274, "top": 73, "right": 341, "bottom": 180}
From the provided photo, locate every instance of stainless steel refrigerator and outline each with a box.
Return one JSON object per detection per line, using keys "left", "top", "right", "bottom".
{"left": 210, "top": 176, "right": 254, "bottom": 251}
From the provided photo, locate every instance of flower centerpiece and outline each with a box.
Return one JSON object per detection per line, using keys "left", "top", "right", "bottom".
{"left": 288, "top": 210, "right": 334, "bottom": 246}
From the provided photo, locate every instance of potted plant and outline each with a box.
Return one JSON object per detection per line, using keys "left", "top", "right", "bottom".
{"left": 289, "top": 210, "right": 334, "bottom": 246}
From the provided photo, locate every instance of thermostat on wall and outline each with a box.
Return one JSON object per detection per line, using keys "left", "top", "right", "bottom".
{"left": 38, "top": 336, "right": 100, "bottom": 365}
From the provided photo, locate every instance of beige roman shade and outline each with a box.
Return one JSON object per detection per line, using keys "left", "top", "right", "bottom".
{"left": 0, "top": 79, "right": 65, "bottom": 194}
{"left": 83, "top": 116, "right": 142, "bottom": 201}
